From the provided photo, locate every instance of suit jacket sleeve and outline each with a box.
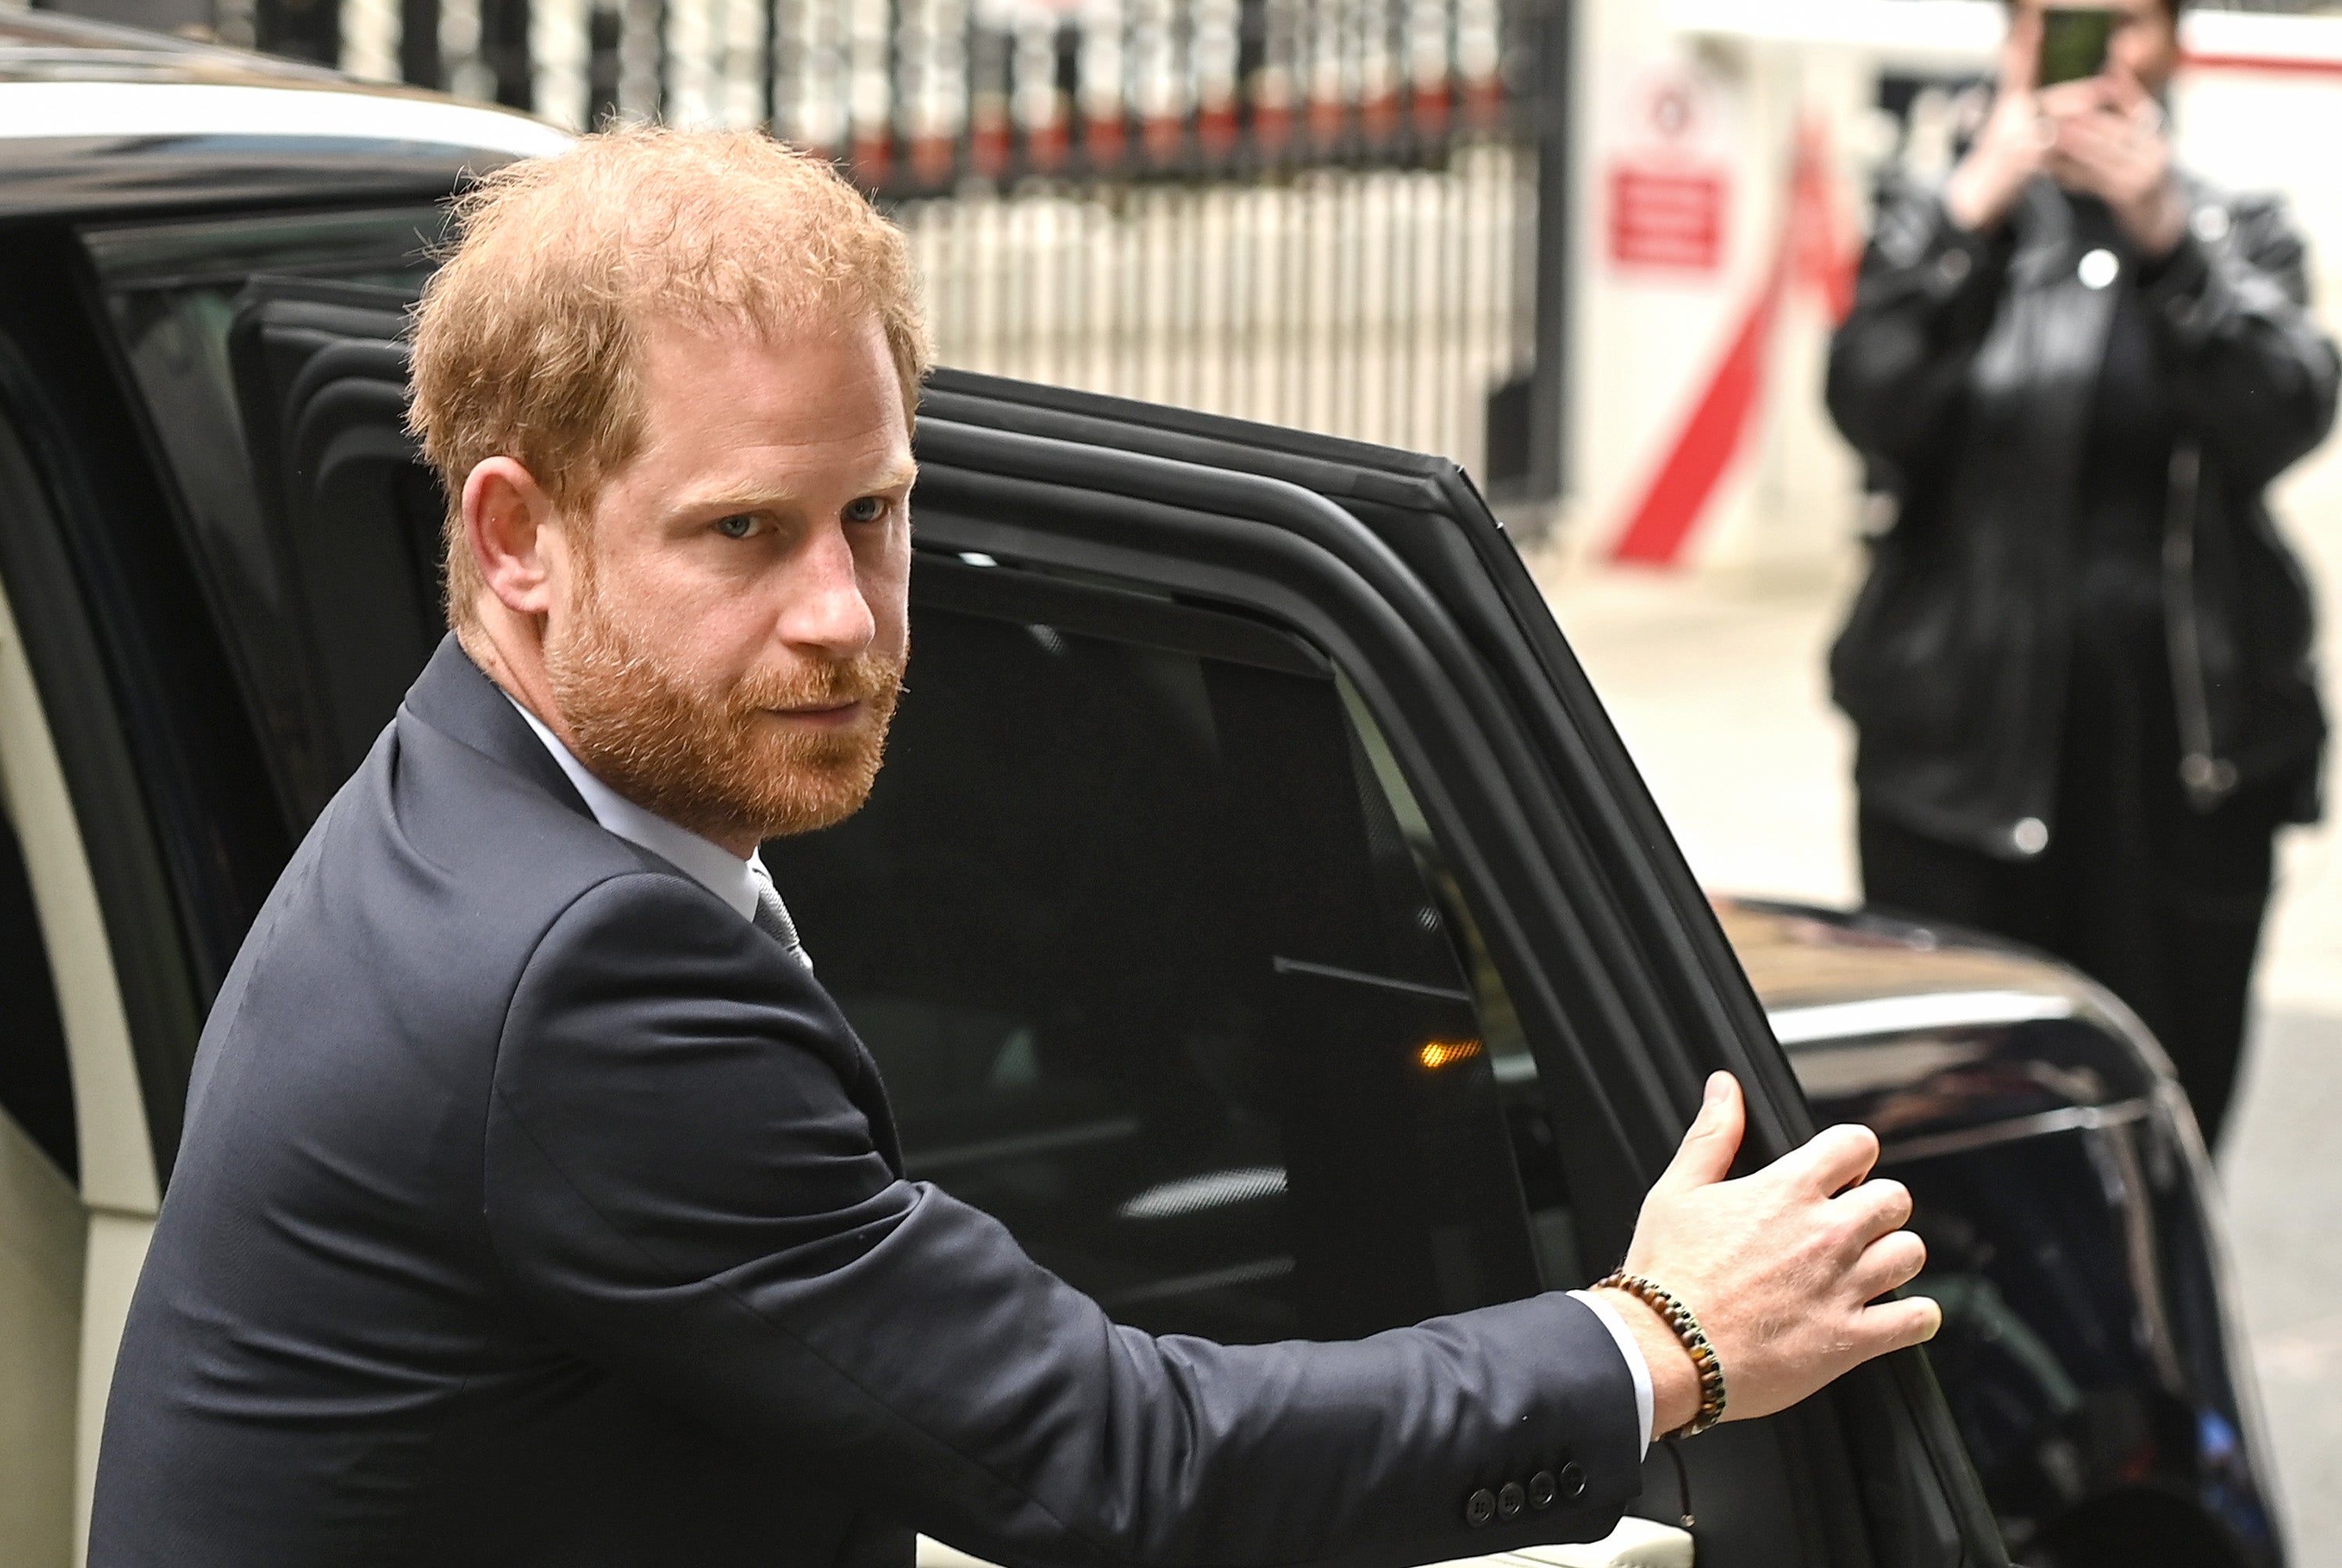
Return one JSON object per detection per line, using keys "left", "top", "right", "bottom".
{"left": 482, "top": 873, "right": 1643, "bottom": 1568}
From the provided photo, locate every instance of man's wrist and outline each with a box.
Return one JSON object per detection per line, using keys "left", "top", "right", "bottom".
{"left": 1592, "top": 1285, "right": 1703, "bottom": 1438}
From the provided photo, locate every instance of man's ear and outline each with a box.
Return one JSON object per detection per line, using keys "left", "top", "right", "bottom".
{"left": 462, "top": 457, "right": 563, "bottom": 618}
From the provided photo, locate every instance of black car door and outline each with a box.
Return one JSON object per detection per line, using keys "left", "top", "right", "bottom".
{"left": 219, "top": 293, "right": 2009, "bottom": 1568}
{"left": 875, "top": 372, "right": 2009, "bottom": 1568}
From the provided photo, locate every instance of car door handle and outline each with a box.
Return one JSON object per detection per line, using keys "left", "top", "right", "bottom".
{"left": 916, "top": 1519, "right": 1696, "bottom": 1568}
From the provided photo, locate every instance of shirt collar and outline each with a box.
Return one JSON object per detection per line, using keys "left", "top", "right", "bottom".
{"left": 505, "top": 695, "right": 763, "bottom": 923}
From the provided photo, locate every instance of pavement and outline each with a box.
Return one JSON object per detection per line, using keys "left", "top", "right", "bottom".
{"left": 1525, "top": 468, "right": 2342, "bottom": 1564}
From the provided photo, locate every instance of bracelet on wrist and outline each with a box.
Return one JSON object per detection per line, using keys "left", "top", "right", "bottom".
{"left": 1594, "top": 1271, "right": 1728, "bottom": 1438}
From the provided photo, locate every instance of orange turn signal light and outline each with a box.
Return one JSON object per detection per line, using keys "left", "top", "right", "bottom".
{"left": 1417, "top": 1039, "right": 1485, "bottom": 1071}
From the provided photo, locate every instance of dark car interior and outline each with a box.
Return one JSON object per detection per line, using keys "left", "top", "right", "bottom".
{"left": 770, "top": 562, "right": 1544, "bottom": 1341}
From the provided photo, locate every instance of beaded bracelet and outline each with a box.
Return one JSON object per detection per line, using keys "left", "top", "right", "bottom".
{"left": 1593, "top": 1271, "right": 1728, "bottom": 1438}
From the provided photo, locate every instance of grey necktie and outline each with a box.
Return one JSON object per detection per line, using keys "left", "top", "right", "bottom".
{"left": 749, "top": 864, "right": 813, "bottom": 970}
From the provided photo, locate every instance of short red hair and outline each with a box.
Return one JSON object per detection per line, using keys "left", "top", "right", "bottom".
{"left": 408, "top": 125, "right": 929, "bottom": 630}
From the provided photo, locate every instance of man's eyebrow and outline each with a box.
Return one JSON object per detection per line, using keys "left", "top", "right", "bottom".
{"left": 687, "top": 464, "right": 920, "bottom": 516}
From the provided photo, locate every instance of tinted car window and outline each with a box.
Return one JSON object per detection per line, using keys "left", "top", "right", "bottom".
{"left": 1337, "top": 678, "right": 1597, "bottom": 1293}
{"left": 84, "top": 208, "right": 445, "bottom": 824}
{"left": 767, "top": 558, "right": 1547, "bottom": 1341}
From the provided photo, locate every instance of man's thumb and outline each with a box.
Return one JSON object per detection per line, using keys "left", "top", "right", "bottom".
{"left": 1653, "top": 1072, "right": 1744, "bottom": 1193}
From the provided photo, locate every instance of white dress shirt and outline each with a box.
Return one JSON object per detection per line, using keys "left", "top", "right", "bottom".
{"left": 1566, "top": 1290, "right": 1654, "bottom": 1456}
{"left": 507, "top": 696, "right": 766, "bottom": 922}
{"left": 509, "top": 694, "right": 1653, "bottom": 1453}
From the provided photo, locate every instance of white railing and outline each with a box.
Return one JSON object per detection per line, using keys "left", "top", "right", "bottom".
{"left": 305, "top": 0, "right": 1548, "bottom": 478}
{"left": 900, "top": 142, "right": 1534, "bottom": 468}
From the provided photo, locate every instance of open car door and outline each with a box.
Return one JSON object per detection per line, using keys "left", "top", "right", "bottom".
{"left": 845, "top": 369, "right": 2015, "bottom": 1568}
{"left": 222, "top": 286, "right": 2010, "bottom": 1567}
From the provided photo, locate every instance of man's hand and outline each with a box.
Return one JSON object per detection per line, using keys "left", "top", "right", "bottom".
{"left": 1593, "top": 1073, "right": 1939, "bottom": 1438}
{"left": 2042, "top": 70, "right": 2185, "bottom": 258}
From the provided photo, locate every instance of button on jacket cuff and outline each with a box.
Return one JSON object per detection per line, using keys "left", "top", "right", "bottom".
{"left": 1568, "top": 1289, "right": 1653, "bottom": 1458}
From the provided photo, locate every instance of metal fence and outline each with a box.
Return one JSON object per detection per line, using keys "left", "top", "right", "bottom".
{"left": 899, "top": 148, "right": 1534, "bottom": 464}
{"left": 218, "top": 0, "right": 1567, "bottom": 496}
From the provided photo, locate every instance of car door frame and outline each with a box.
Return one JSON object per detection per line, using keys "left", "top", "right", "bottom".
{"left": 907, "top": 368, "right": 2009, "bottom": 1568}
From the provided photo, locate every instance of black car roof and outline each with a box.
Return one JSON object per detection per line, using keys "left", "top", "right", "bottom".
{"left": 0, "top": 12, "right": 568, "bottom": 219}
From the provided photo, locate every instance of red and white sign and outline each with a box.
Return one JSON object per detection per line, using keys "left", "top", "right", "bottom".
{"left": 1603, "top": 63, "right": 1732, "bottom": 275}
{"left": 1608, "top": 116, "right": 1857, "bottom": 566}
{"left": 1607, "top": 165, "right": 1725, "bottom": 272}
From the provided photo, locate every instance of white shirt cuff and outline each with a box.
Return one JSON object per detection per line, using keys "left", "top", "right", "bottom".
{"left": 1568, "top": 1289, "right": 1653, "bottom": 1459}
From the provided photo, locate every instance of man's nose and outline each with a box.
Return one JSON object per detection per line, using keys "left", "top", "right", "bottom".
{"left": 780, "top": 521, "right": 878, "bottom": 656}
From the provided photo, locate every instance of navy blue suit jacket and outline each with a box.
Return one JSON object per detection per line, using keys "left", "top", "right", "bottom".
{"left": 90, "top": 636, "right": 1641, "bottom": 1566}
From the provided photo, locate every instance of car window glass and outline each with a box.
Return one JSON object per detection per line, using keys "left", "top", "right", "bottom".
{"left": 765, "top": 559, "right": 1547, "bottom": 1342}
{"left": 1336, "top": 675, "right": 1596, "bottom": 1291}
{"left": 82, "top": 208, "right": 446, "bottom": 825}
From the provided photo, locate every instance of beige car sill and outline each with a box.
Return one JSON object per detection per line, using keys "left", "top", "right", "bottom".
{"left": 916, "top": 1517, "right": 1695, "bottom": 1568}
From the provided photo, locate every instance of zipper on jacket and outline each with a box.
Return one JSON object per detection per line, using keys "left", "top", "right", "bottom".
{"left": 2163, "top": 440, "right": 2240, "bottom": 811}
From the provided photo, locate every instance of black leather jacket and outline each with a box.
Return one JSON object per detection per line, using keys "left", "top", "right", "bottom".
{"left": 1827, "top": 174, "right": 2336, "bottom": 860}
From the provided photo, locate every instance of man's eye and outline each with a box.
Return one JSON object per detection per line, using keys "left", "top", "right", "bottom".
{"left": 715, "top": 514, "right": 758, "bottom": 539}
{"left": 844, "top": 496, "right": 888, "bottom": 524}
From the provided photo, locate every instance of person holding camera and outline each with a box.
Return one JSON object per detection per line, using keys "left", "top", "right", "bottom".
{"left": 1826, "top": 0, "right": 2337, "bottom": 1145}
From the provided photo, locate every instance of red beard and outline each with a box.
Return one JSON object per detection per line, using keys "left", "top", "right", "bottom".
{"left": 544, "top": 568, "right": 904, "bottom": 847}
